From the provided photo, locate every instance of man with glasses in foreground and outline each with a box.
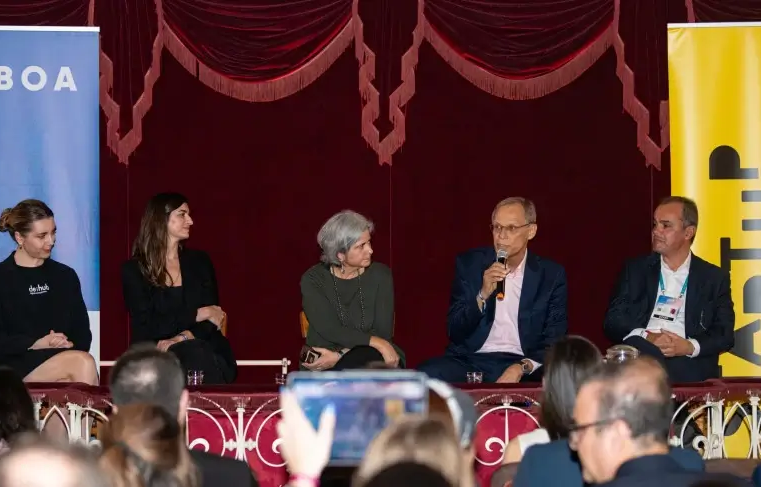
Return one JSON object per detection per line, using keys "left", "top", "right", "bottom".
{"left": 418, "top": 197, "right": 567, "bottom": 383}
{"left": 569, "top": 357, "right": 747, "bottom": 487}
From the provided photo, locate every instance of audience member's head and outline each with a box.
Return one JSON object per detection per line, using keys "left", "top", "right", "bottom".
{"left": 426, "top": 379, "right": 478, "bottom": 450}
{"left": 361, "top": 462, "right": 453, "bottom": 487}
{"left": 109, "top": 344, "right": 188, "bottom": 423}
{"left": 100, "top": 403, "right": 199, "bottom": 487}
{"left": 540, "top": 336, "right": 602, "bottom": 439}
{"left": 0, "top": 434, "right": 107, "bottom": 487}
{"left": 570, "top": 357, "right": 672, "bottom": 484}
{"left": 354, "top": 416, "right": 473, "bottom": 487}
{"left": 0, "top": 367, "right": 36, "bottom": 450}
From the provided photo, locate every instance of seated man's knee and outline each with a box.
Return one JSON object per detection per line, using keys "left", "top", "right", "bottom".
{"left": 417, "top": 357, "right": 462, "bottom": 382}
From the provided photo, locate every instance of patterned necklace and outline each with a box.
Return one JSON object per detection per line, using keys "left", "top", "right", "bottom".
{"left": 330, "top": 266, "right": 366, "bottom": 331}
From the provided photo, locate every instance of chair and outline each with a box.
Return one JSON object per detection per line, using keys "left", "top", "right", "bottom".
{"left": 299, "top": 311, "right": 395, "bottom": 338}
{"left": 300, "top": 311, "right": 309, "bottom": 338}
{"left": 220, "top": 312, "right": 228, "bottom": 336}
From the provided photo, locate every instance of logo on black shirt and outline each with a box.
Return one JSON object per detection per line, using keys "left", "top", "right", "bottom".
{"left": 29, "top": 284, "right": 49, "bottom": 295}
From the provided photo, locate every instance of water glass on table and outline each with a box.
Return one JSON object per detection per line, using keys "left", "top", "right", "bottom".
{"left": 187, "top": 370, "right": 204, "bottom": 386}
{"left": 466, "top": 371, "right": 483, "bottom": 384}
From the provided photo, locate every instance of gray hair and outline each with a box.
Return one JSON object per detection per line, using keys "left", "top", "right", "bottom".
{"left": 492, "top": 197, "right": 537, "bottom": 224}
{"left": 318, "top": 210, "right": 374, "bottom": 265}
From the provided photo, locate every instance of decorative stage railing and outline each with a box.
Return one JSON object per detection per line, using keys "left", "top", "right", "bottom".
{"left": 27, "top": 380, "right": 761, "bottom": 487}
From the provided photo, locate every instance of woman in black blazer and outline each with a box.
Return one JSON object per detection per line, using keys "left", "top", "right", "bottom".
{"left": 121, "top": 193, "right": 236, "bottom": 384}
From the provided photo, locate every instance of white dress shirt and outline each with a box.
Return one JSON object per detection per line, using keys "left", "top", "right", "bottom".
{"left": 624, "top": 253, "right": 700, "bottom": 357}
{"left": 478, "top": 251, "right": 542, "bottom": 371}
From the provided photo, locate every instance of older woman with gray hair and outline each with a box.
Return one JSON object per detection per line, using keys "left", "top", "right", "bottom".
{"left": 300, "top": 210, "right": 403, "bottom": 370}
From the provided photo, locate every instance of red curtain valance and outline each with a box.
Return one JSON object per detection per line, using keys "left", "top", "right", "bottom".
{"left": 424, "top": 0, "right": 613, "bottom": 79}
{"left": 3, "top": 0, "right": 761, "bottom": 167}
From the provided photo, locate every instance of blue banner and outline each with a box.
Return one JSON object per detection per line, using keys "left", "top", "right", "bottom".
{"left": 0, "top": 26, "right": 100, "bottom": 362}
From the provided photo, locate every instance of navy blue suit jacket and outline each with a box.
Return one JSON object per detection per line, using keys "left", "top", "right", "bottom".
{"left": 513, "top": 439, "right": 705, "bottom": 487}
{"left": 603, "top": 253, "right": 734, "bottom": 380}
{"left": 752, "top": 463, "right": 761, "bottom": 486}
{"left": 445, "top": 247, "right": 567, "bottom": 364}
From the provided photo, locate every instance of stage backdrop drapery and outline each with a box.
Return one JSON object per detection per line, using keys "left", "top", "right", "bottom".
{"left": 92, "top": 0, "right": 704, "bottom": 168}
{"left": 3, "top": 0, "right": 761, "bottom": 381}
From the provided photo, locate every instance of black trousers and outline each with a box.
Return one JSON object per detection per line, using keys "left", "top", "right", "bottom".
{"left": 624, "top": 336, "right": 704, "bottom": 383}
{"left": 331, "top": 345, "right": 385, "bottom": 370}
{"left": 417, "top": 352, "right": 543, "bottom": 383}
{"left": 168, "top": 339, "right": 234, "bottom": 384}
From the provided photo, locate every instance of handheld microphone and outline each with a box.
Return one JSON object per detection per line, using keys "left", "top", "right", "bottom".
{"left": 496, "top": 249, "right": 508, "bottom": 301}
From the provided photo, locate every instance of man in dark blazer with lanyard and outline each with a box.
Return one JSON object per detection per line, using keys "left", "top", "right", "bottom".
{"left": 604, "top": 196, "right": 735, "bottom": 383}
{"left": 418, "top": 197, "right": 568, "bottom": 383}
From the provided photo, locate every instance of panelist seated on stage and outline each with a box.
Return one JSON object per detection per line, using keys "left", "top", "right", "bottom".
{"left": 301, "top": 210, "right": 404, "bottom": 371}
{"left": 0, "top": 199, "right": 98, "bottom": 386}
{"left": 418, "top": 197, "right": 568, "bottom": 384}
{"left": 121, "top": 193, "right": 237, "bottom": 384}
{"left": 603, "top": 196, "right": 734, "bottom": 383}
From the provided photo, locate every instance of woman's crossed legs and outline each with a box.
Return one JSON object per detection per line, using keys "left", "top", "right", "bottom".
{"left": 23, "top": 350, "right": 99, "bottom": 441}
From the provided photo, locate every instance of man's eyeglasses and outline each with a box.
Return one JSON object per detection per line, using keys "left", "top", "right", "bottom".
{"left": 490, "top": 223, "right": 533, "bottom": 236}
{"left": 568, "top": 417, "right": 619, "bottom": 447}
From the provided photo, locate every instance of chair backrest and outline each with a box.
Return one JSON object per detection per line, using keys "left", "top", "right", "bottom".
{"left": 300, "top": 311, "right": 309, "bottom": 338}
{"left": 220, "top": 313, "right": 228, "bottom": 336}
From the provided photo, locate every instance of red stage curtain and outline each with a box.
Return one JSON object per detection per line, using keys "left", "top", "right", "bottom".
{"left": 162, "top": 0, "right": 354, "bottom": 103}
{"left": 4, "top": 0, "right": 761, "bottom": 379}
{"left": 424, "top": 0, "right": 612, "bottom": 78}
{"left": 0, "top": 0, "right": 90, "bottom": 25}
{"left": 164, "top": 0, "right": 352, "bottom": 81}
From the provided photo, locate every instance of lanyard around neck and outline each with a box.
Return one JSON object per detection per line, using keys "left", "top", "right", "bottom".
{"left": 659, "top": 272, "right": 688, "bottom": 298}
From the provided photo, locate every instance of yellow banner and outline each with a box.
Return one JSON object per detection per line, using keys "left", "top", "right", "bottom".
{"left": 668, "top": 23, "right": 761, "bottom": 377}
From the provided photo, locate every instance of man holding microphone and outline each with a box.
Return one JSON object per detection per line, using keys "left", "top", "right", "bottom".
{"left": 418, "top": 197, "right": 568, "bottom": 383}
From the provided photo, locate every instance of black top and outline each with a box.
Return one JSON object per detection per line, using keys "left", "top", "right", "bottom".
{"left": 121, "top": 248, "right": 222, "bottom": 343}
{"left": 190, "top": 449, "right": 258, "bottom": 487}
{"left": 300, "top": 262, "right": 403, "bottom": 362}
{"left": 0, "top": 252, "right": 91, "bottom": 360}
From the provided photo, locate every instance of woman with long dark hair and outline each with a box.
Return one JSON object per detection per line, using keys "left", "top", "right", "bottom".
{"left": 121, "top": 193, "right": 236, "bottom": 384}
{"left": 100, "top": 403, "right": 199, "bottom": 487}
{"left": 503, "top": 335, "right": 602, "bottom": 463}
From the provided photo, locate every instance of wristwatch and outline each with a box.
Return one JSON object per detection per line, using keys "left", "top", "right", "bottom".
{"left": 520, "top": 360, "right": 532, "bottom": 374}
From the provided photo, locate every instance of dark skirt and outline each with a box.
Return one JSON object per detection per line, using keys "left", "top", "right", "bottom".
{"left": 1, "top": 348, "right": 70, "bottom": 379}
{"left": 167, "top": 338, "right": 236, "bottom": 384}
{"left": 332, "top": 345, "right": 386, "bottom": 370}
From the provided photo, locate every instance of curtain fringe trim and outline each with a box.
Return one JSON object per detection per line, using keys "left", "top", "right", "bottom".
{"left": 96, "top": 0, "right": 673, "bottom": 168}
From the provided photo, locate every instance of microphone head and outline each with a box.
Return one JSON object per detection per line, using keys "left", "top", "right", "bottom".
{"left": 496, "top": 249, "right": 508, "bottom": 263}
